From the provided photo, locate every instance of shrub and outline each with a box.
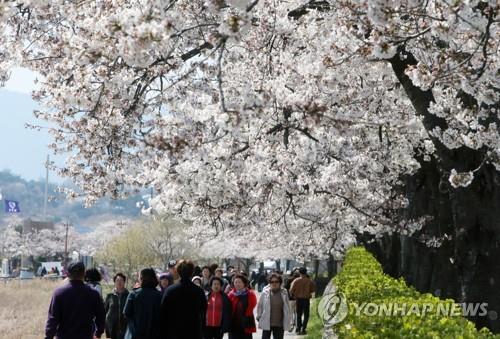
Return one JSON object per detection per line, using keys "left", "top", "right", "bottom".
{"left": 330, "top": 247, "right": 499, "bottom": 339}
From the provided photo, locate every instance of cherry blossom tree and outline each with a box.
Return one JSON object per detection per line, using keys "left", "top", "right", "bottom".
{"left": 0, "top": 218, "right": 23, "bottom": 259}
{"left": 0, "top": 0, "right": 499, "bottom": 330}
{"left": 77, "top": 218, "right": 132, "bottom": 256}
{"left": 0, "top": 220, "right": 79, "bottom": 260}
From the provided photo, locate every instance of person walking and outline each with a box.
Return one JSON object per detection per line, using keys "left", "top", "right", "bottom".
{"left": 85, "top": 267, "right": 103, "bottom": 298}
{"left": 257, "top": 269, "right": 267, "bottom": 293}
{"left": 45, "top": 261, "right": 105, "bottom": 339}
{"left": 205, "top": 276, "right": 232, "bottom": 339}
{"left": 201, "top": 265, "right": 213, "bottom": 293}
{"left": 158, "top": 272, "right": 173, "bottom": 294}
{"left": 228, "top": 274, "right": 257, "bottom": 339}
{"left": 250, "top": 270, "right": 258, "bottom": 290}
{"left": 284, "top": 270, "right": 299, "bottom": 332}
{"left": 192, "top": 275, "right": 203, "bottom": 289}
{"left": 214, "top": 268, "right": 230, "bottom": 291}
{"left": 168, "top": 260, "right": 180, "bottom": 284}
{"left": 256, "top": 273, "right": 291, "bottom": 339}
{"left": 104, "top": 273, "right": 129, "bottom": 339}
{"left": 123, "top": 268, "right": 162, "bottom": 339}
{"left": 289, "top": 267, "right": 315, "bottom": 335}
{"left": 160, "top": 260, "right": 208, "bottom": 339}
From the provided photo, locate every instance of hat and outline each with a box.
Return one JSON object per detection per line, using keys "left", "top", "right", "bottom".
{"left": 192, "top": 276, "right": 202, "bottom": 283}
{"left": 67, "top": 261, "right": 85, "bottom": 274}
{"left": 168, "top": 260, "right": 177, "bottom": 268}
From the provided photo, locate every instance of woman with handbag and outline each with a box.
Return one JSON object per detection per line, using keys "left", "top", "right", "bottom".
{"left": 228, "top": 274, "right": 257, "bottom": 339}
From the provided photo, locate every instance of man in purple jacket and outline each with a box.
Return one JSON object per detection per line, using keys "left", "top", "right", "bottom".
{"left": 45, "top": 261, "right": 105, "bottom": 339}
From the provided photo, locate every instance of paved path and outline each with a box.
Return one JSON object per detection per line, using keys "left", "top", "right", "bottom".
{"left": 224, "top": 291, "right": 303, "bottom": 339}
{"left": 224, "top": 328, "right": 302, "bottom": 338}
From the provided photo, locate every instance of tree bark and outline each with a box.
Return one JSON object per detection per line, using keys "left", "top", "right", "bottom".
{"left": 275, "top": 259, "right": 281, "bottom": 272}
{"left": 327, "top": 254, "right": 336, "bottom": 278}
{"left": 365, "top": 161, "right": 500, "bottom": 331}
{"left": 362, "top": 49, "right": 500, "bottom": 332}
{"left": 313, "top": 259, "right": 320, "bottom": 279}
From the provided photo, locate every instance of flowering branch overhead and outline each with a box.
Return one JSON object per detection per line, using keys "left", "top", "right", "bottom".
{"left": 0, "top": 0, "right": 497, "bottom": 258}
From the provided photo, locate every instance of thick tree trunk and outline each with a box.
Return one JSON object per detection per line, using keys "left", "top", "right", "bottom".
{"left": 365, "top": 162, "right": 500, "bottom": 332}
{"left": 362, "top": 49, "right": 500, "bottom": 332}
{"left": 327, "top": 254, "right": 337, "bottom": 278}
{"left": 313, "top": 259, "right": 320, "bottom": 279}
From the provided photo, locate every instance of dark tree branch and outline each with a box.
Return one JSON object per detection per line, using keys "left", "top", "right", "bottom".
{"left": 266, "top": 124, "right": 284, "bottom": 135}
{"left": 291, "top": 126, "right": 319, "bottom": 143}
{"left": 389, "top": 48, "right": 489, "bottom": 172}
{"left": 230, "top": 142, "right": 250, "bottom": 158}
{"left": 474, "top": 8, "right": 495, "bottom": 79}
{"left": 246, "top": 0, "right": 260, "bottom": 12}
{"left": 217, "top": 38, "right": 228, "bottom": 112}
{"left": 181, "top": 41, "right": 214, "bottom": 61}
{"left": 389, "top": 47, "right": 445, "bottom": 132}
{"left": 288, "top": 1, "right": 332, "bottom": 19}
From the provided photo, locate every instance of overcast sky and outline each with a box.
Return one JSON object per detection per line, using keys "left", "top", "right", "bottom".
{"left": 0, "top": 68, "right": 64, "bottom": 182}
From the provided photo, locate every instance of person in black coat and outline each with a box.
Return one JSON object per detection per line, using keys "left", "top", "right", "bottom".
{"left": 161, "top": 260, "right": 208, "bottom": 339}
{"left": 104, "top": 273, "right": 129, "bottom": 339}
{"left": 123, "top": 268, "right": 162, "bottom": 339}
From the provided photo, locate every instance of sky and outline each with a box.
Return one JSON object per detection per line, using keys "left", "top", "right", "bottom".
{"left": 0, "top": 68, "right": 64, "bottom": 183}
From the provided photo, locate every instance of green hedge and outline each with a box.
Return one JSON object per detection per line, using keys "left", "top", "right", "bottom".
{"left": 330, "top": 247, "right": 499, "bottom": 339}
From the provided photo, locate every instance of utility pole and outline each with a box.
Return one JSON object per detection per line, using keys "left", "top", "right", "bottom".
{"left": 43, "top": 155, "right": 49, "bottom": 220}
{"left": 64, "top": 219, "right": 70, "bottom": 267}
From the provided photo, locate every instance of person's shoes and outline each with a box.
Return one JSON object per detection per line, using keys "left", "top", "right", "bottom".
{"left": 295, "top": 328, "right": 301, "bottom": 334}
{"left": 289, "top": 324, "right": 295, "bottom": 333}
{"left": 300, "top": 329, "right": 307, "bottom": 335}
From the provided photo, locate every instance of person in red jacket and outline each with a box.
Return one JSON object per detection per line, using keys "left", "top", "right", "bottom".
{"left": 228, "top": 274, "right": 257, "bottom": 339}
{"left": 205, "top": 277, "right": 232, "bottom": 339}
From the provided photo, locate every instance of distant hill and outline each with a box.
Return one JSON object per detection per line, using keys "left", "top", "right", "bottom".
{"left": 0, "top": 170, "right": 145, "bottom": 229}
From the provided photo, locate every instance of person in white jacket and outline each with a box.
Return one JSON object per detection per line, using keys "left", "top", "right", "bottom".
{"left": 256, "top": 273, "right": 291, "bottom": 339}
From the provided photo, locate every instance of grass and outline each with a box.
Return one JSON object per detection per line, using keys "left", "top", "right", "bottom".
{"left": 0, "top": 279, "right": 60, "bottom": 338}
{"left": 305, "top": 298, "right": 324, "bottom": 339}
{"left": 0, "top": 278, "right": 114, "bottom": 339}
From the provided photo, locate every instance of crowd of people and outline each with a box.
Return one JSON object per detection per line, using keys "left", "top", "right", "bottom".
{"left": 44, "top": 260, "right": 316, "bottom": 339}
{"left": 40, "top": 266, "right": 60, "bottom": 277}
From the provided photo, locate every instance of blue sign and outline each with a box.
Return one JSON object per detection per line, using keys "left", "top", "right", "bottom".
{"left": 4, "top": 200, "right": 20, "bottom": 213}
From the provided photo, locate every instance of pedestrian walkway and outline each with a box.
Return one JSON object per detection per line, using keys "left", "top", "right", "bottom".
{"left": 257, "top": 328, "right": 302, "bottom": 338}
{"left": 224, "top": 291, "right": 303, "bottom": 339}
{"left": 224, "top": 328, "right": 301, "bottom": 338}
